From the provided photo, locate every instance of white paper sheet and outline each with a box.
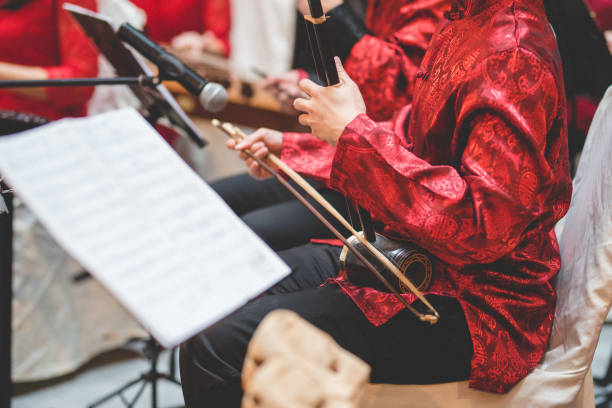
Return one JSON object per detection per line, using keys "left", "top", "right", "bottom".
{"left": 0, "top": 108, "right": 290, "bottom": 347}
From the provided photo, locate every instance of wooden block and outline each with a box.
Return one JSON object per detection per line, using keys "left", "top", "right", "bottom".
{"left": 242, "top": 310, "right": 370, "bottom": 407}
{"left": 242, "top": 359, "right": 325, "bottom": 408}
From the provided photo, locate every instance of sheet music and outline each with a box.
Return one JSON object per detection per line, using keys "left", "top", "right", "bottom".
{"left": 0, "top": 108, "right": 290, "bottom": 347}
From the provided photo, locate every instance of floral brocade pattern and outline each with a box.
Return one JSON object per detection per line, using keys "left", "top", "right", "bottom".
{"left": 345, "top": 0, "right": 450, "bottom": 121}
{"left": 283, "top": 0, "right": 572, "bottom": 394}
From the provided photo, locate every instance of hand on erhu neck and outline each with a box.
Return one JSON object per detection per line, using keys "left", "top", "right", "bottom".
{"left": 294, "top": 57, "right": 366, "bottom": 146}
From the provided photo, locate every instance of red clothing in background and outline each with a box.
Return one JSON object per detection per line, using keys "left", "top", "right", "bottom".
{"left": 0, "top": 0, "right": 98, "bottom": 119}
{"left": 283, "top": 0, "right": 571, "bottom": 394}
{"left": 131, "top": 0, "right": 231, "bottom": 55}
{"left": 345, "top": 0, "right": 450, "bottom": 121}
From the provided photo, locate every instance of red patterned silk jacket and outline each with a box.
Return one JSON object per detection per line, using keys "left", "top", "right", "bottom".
{"left": 346, "top": 0, "right": 450, "bottom": 120}
{"left": 282, "top": 0, "right": 572, "bottom": 394}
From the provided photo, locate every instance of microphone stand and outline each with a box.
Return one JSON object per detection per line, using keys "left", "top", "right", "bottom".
{"left": 0, "top": 75, "right": 175, "bottom": 139}
{"left": 0, "top": 76, "right": 160, "bottom": 89}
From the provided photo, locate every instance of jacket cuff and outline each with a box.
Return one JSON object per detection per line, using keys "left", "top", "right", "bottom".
{"left": 281, "top": 132, "right": 336, "bottom": 182}
{"left": 329, "top": 113, "right": 373, "bottom": 193}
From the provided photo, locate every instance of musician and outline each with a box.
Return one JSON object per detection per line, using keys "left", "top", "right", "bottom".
{"left": 181, "top": 0, "right": 571, "bottom": 405}
{"left": 0, "top": 0, "right": 98, "bottom": 120}
{"left": 212, "top": 0, "right": 451, "bottom": 251}
{"left": 130, "top": 0, "right": 231, "bottom": 57}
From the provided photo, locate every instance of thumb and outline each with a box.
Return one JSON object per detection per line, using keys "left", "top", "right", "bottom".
{"left": 335, "top": 56, "right": 350, "bottom": 83}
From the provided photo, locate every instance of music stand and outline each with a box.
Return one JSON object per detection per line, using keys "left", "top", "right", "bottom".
{"left": 65, "top": 4, "right": 207, "bottom": 148}
{"left": 0, "top": 10, "right": 199, "bottom": 406}
{"left": 64, "top": 8, "right": 191, "bottom": 407}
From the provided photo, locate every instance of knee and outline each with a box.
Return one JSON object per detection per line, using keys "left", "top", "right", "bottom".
{"left": 180, "top": 332, "right": 244, "bottom": 408}
{"left": 180, "top": 328, "right": 242, "bottom": 386}
{"left": 241, "top": 212, "right": 282, "bottom": 249}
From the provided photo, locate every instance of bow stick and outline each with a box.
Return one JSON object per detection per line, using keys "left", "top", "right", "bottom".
{"left": 212, "top": 119, "right": 440, "bottom": 324}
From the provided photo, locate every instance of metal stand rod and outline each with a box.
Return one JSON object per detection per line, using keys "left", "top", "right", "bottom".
{"left": 0, "top": 188, "right": 12, "bottom": 408}
{"left": 151, "top": 350, "right": 158, "bottom": 408}
{"left": 0, "top": 76, "right": 159, "bottom": 89}
{"left": 87, "top": 339, "right": 181, "bottom": 408}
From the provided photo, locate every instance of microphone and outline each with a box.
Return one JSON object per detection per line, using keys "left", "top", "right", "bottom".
{"left": 117, "top": 23, "right": 228, "bottom": 113}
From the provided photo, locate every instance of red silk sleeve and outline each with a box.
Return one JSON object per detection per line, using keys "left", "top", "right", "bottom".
{"left": 281, "top": 107, "right": 409, "bottom": 182}
{"left": 329, "top": 49, "right": 563, "bottom": 267}
{"left": 280, "top": 132, "right": 336, "bottom": 182}
{"left": 202, "top": 0, "right": 231, "bottom": 56}
{"left": 43, "top": 0, "right": 98, "bottom": 109}
{"left": 344, "top": 0, "right": 448, "bottom": 121}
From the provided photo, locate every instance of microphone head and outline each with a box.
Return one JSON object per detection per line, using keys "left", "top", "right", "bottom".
{"left": 199, "top": 82, "right": 228, "bottom": 113}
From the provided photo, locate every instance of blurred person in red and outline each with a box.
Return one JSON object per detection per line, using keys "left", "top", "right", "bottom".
{"left": 130, "top": 0, "right": 231, "bottom": 57}
{"left": 0, "top": 0, "right": 99, "bottom": 120}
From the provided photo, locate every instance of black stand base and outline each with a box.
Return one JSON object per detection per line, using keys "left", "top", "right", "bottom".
{"left": 0, "top": 191, "right": 13, "bottom": 408}
{"left": 87, "top": 339, "right": 181, "bottom": 408}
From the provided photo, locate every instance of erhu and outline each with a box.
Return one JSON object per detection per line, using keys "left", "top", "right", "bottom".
{"left": 212, "top": 0, "right": 440, "bottom": 324}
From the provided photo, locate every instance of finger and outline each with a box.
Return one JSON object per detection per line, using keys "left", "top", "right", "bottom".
{"left": 245, "top": 157, "right": 255, "bottom": 169}
{"left": 334, "top": 56, "right": 351, "bottom": 84}
{"left": 238, "top": 151, "right": 249, "bottom": 161}
{"left": 277, "top": 92, "right": 292, "bottom": 106}
{"left": 298, "top": 114, "right": 310, "bottom": 127}
{"left": 236, "top": 128, "right": 267, "bottom": 150}
{"left": 254, "top": 146, "right": 269, "bottom": 160}
{"left": 226, "top": 139, "right": 237, "bottom": 149}
{"left": 298, "top": 78, "right": 322, "bottom": 97}
{"left": 248, "top": 161, "right": 264, "bottom": 178}
{"left": 293, "top": 97, "right": 312, "bottom": 113}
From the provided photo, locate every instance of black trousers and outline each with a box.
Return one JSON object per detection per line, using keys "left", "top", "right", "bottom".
{"left": 211, "top": 173, "right": 350, "bottom": 251}
{"left": 180, "top": 244, "right": 473, "bottom": 408}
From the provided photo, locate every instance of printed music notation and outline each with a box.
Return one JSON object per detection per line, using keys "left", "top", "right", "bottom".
{"left": 0, "top": 108, "right": 290, "bottom": 347}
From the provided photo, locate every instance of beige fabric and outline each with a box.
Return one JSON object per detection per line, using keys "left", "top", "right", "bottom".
{"left": 361, "top": 369, "right": 594, "bottom": 408}
{"left": 363, "top": 86, "right": 612, "bottom": 407}
{"left": 12, "top": 199, "right": 146, "bottom": 382}
{"left": 229, "top": 0, "right": 297, "bottom": 80}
